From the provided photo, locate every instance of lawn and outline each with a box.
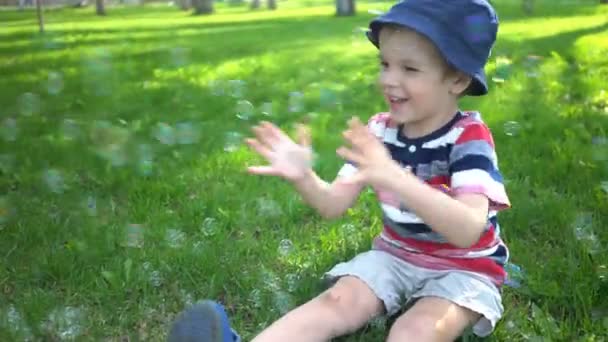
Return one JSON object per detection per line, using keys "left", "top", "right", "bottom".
{"left": 0, "top": 0, "right": 607, "bottom": 340}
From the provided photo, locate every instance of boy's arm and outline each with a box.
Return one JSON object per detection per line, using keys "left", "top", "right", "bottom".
{"left": 388, "top": 171, "right": 489, "bottom": 248}
{"left": 292, "top": 168, "right": 365, "bottom": 219}
{"left": 387, "top": 122, "right": 510, "bottom": 248}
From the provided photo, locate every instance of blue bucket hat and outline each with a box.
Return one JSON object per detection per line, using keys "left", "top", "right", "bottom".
{"left": 367, "top": 0, "right": 498, "bottom": 96}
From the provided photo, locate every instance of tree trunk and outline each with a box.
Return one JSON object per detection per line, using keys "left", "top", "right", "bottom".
{"left": 193, "top": 0, "right": 213, "bottom": 14}
{"left": 601, "top": 0, "right": 608, "bottom": 4}
{"left": 96, "top": 0, "right": 106, "bottom": 15}
{"left": 266, "top": 0, "right": 275, "bottom": 10}
{"left": 336, "top": 0, "right": 355, "bottom": 16}
{"left": 178, "top": 0, "right": 191, "bottom": 10}
{"left": 36, "top": 0, "right": 44, "bottom": 33}
{"left": 250, "top": 0, "right": 259, "bottom": 9}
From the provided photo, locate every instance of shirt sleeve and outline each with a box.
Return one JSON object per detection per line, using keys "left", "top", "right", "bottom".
{"left": 449, "top": 122, "right": 511, "bottom": 211}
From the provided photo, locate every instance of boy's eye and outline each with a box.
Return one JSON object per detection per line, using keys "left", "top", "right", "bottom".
{"left": 380, "top": 61, "right": 388, "bottom": 68}
{"left": 403, "top": 66, "right": 418, "bottom": 72}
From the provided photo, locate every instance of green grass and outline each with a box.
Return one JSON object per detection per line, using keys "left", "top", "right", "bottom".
{"left": 1, "top": 0, "right": 608, "bottom": 340}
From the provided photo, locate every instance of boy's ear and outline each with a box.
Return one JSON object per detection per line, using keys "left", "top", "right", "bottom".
{"left": 449, "top": 71, "right": 472, "bottom": 96}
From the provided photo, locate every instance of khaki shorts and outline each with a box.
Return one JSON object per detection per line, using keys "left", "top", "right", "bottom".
{"left": 323, "top": 249, "right": 504, "bottom": 337}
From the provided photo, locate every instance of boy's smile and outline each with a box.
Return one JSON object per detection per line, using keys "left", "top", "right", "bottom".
{"left": 378, "top": 26, "right": 470, "bottom": 138}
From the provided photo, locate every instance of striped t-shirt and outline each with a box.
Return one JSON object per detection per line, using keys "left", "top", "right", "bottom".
{"left": 338, "top": 111, "right": 511, "bottom": 285}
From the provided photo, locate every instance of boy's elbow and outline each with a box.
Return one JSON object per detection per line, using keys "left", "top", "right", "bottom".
{"left": 454, "top": 222, "right": 486, "bottom": 248}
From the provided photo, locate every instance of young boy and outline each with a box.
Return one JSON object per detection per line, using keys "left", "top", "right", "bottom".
{"left": 168, "top": 0, "right": 511, "bottom": 341}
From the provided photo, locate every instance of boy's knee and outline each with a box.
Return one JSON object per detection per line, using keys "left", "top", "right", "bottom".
{"left": 386, "top": 313, "right": 456, "bottom": 342}
{"left": 314, "top": 277, "right": 382, "bottom": 333}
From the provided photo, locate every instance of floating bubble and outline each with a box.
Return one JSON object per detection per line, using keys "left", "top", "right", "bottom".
{"left": 493, "top": 57, "right": 512, "bottom": 83}
{"left": 600, "top": 181, "right": 608, "bottom": 194}
{"left": 224, "top": 131, "right": 242, "bottom": 152}
{"left": 180, "top": 289, "right": 195, "bottom": 306}
{"left": 83, "top": 195, "right": 97, "bottom": 216}
{"left": 136, "top": 144, "right": 154, "bottom": 176}
{"left": 272, "top": 290, "right": 293, "bottom": 315}
{"left": 573, "top": 212, "right": 601, "bottom": 255}
{"left": 249, "top": 288, "right": 263, "bottom": 308}
{"left": 228, "top": 79, "right": 246, "bottom": 98}
{"left": 90, "top": 121, "right": 130, "bottom": 166}
{"left": 288, "top": 91, "right": 304, "bottom": 113}
{"left": 60, "top": 119, "right": 80, "bottom": 141}
{"left": 504, "top": 262, "right": 524, "bottom": 288}
{"left": 2, "top": 305, "right": 33, "bottom": 340}
{"left": 503, "top": 121, "right": 521, "bottom": 136}
{"left": 18, "top": 92, "right": 41, "bottom": 116}
{"left": 209, "top": 79, "right": 226, "bottom": 96}
{"left": 370, "top": 316, "right": 387, "bottom": 330}
{"left": 170, "top": 47, "right": 190, "bottom": 67}
{"left": 43, "top": 168, "right": 66, "bottom": 194}
{"left": 591, "top": 136, "right": 608, "bottom": 161}
{"left": 125, "top": 223, "right": 144, "bottom": 248}
{"left": 285, "top": 273, "right": 298, "bottom": 292}
{"left": 176, "top": 122, "right": 199, "bottom": 145}
{"left": 319, "top": 88, "right": 338, "bottom": 108}
{"left": 41, "top": 306, "right": 85, "bottom": 340}
{"left": 257, "top": 198, "right": 282, "bottom": 218}
{"left": 278, "top": 239, "right": 294, "bottom": 257}
{"left": 83, "top": 49, "right": 113, "bottom": 96}
{"left": 47, "top": 71, "right": 64, "bottom": 95}
{"left": 236, "top": 100, "right": 254, "bottom": 121}
{"left": 260, "top": 102, "right": 273, "bottom": 116}
{"left": 1, "top": 117, "right": 17, "bottom": 142}
{"left": 351, "top": 27, "right": 367, "bottom": 46}
{"left": 201, "top": 217, "right": 218, "bottom": 237}
{"left": 149, "top": 270, "right": 163, "bottom": 287}
{"left": 154, "top": 122, "right": 176, "bottom": 145}
{"left": 166, "top": 228, "right": 185, "bottom": 248}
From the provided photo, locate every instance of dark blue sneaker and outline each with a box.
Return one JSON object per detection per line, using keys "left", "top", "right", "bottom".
{"left": 168, "top": 300, "right": 240, "bottom": 342}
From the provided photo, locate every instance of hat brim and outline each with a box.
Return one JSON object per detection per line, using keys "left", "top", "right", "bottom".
{"left": 367, "top": 14, "right": 488, "bottom": 96}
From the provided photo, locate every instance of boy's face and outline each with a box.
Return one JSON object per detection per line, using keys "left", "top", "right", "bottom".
{"left": 378, "top": 26, "right": 464, "bottom": 130}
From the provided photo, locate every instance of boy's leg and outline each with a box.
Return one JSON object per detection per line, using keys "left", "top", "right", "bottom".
{"left": 252, "top": 275, "right": 384, "bottom": 342}
{"left": 386, "top": 271, "right": 504, "bottom": 342}
{"left": 386, "top": 296, "right": 478, "bottom": 342}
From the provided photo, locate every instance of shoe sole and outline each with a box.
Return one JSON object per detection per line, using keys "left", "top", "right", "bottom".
{"left": 167, "top": 300, "right": 227, "bottom": 342}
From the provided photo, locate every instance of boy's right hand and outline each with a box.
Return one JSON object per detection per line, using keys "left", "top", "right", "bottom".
{"left": 245, "top": 121, "right": 313, "bottom": 182}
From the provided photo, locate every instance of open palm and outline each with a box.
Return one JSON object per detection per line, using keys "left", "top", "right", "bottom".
{"left": 245, "top": 121, "right": 313, "bottom": 181}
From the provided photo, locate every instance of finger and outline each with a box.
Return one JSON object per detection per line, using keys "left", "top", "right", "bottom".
{"left": 340, "top": 171, "right": 366, "bottom": 186}
{"left": 245, "top": 138, "right": 273, "bottom": 160}
{"left": 252, "top": 124, "right": 279, "bottom": 147}
{"left": 336, "top": 146, "right": 364, "bottom": 165}
{"left": 262, "top": 121, "right": 290, "bottom": 143}
{"left": 247, "top": 166, "right": 282, "bottom": 176}
{"left": 342, "top": 129, "right": 365, "bottom": 149}
{"left": 296, "top": 123, "right": 311, "bottom": 146}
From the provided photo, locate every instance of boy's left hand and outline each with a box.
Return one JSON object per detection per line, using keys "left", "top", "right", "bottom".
{"left": 336, "top": 117, "right": 405, "bottom": 189}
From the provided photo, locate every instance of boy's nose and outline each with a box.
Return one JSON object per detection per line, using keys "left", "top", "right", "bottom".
{"left": 379, "top": 70, "right": 399, "bottom": 89}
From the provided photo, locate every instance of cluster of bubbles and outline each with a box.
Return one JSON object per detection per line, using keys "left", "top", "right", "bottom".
{"left": 0, "top": 304, "right": 86, "bottom": 340}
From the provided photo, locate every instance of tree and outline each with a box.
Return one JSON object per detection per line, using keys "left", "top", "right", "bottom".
{"left": 177, "top": 0, "right": 191, "bottom": 10}
{"left": 601, "top": 0, "right": 607, "bottom": 4}
{"left": 36, "top": 0, "right": 44, "bottom": 33}
{"left": 96, "top": 0, "right": 106, "bottom": 15}
{"left": 193, "top": 0, "right": 213, "bottom": 14}
{"left": 266, "top": 0, "right": 275, "bottom": 10}
{"left": 250, "top": 0, "right": 259, "bottom": 9}
{"left": 336, "top": 0, "right": 355, "bottom": 16}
